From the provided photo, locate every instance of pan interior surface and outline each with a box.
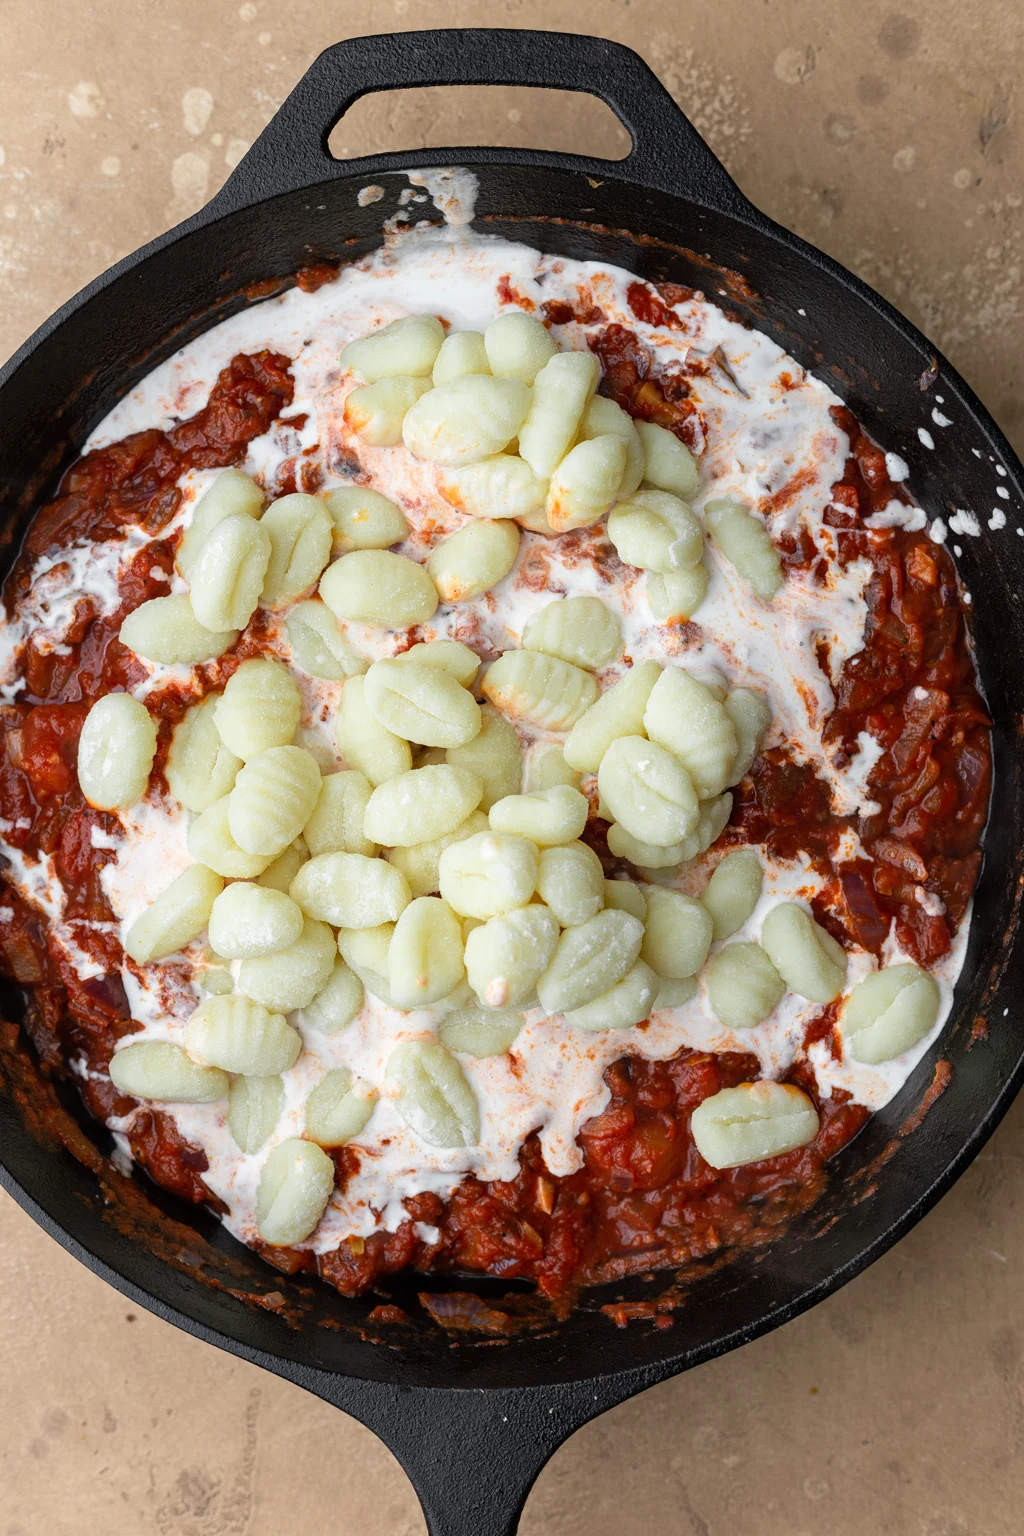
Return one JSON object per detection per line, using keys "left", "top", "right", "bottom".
{"left": 1, "top": 160, "right": 1021, "bottom": 1394}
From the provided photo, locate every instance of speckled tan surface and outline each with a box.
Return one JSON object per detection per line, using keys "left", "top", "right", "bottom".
{"left": 1, "top": 3, "right": 1022, "bottom": 1532}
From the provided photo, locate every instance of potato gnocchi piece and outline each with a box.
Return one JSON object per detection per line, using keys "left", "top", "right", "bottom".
{"left": 305, "top": 1068, "right": 377, "bottom": 1147}
{"left": 484, "top": 311, "right": 557, "bottom": 384}
{"left": 109, "top": 1041, "right": 229, "bottom": 1104}
{"left": 482, "top": 650, "right": 598, "bottom": 732}
{"left": 257, "top": 837, "right": 308, "bottom": 894}
{"left": 606, "top": 822, "right": 683, "bottom": 869}
{"left": 184, "top": 994, "right": 301, "bottom": 1075}
{"left": 237, "top": 917, "right": 336, "bottom": 1011}
{"left": 580, "top": 395, "right": 645, "bottom": 497}
{"left": 546, "top": 435, "right": 627, "bottom": 532}
{"left": 291, "top": 850, "right": 411, "bottom": 928}
{"left": 636, "top": 420, "right": 699, "bottom": 500}
{"left": 523, "top": 595, "right": 621, "bottom": 671}
{"left": 363, "top": 764, "right": 483, "bottom": 849}
{"left": 214, "top": 658, "right": 302, "bottom": 760}
{"left": 388, "top": 896, "right": 465, "bottom": 1008}
{"left": 646, "top": 564, "right": 709, "bottom": 623}
{"left": 514, "top": 504, "right": 559, "bottom": 535}
{"left": 438, "top": 1006, "right": 523, "bottom": 1057}
{"left": 387, "top": 809, "right": 489, "bottom": 898}
{"left": 335, "top": 675, "right": 412, "bottom": 786}
{"left": 692, "top": 1082, "right": 819, "bottom": 1169}
{"left": 208, "top": 882, "right": 304, "bottom": 960}
{"left": 761, "top": 902, "right": 847, "bottom": 1003}
{"left": 442, "top": 454, "right": 548, "bottom": 521}
{"left": 427, "top": 518, "right": 520, "bottom": 603}
{"left": 364, "top": 658, "right": 481, "bottom": 748}
{"left": 304, "top": 770, "right": 376, "bottom": 857}
{"left": 282, "top": 601, "right": 362, "bottom": 683}
{"left": 176, "top": 469, "right": 265, "bottom": 579}
{"left": 489, "top": 784, "right": 589, "bottom": 847}
{"left": 300, "top": 959, "right": 365, "bottom": 1035}
{"left": 119, "top": 595, "right": 238, "bottom": 666}
{"left": 704, "top": 495, "right": 783, "bottom": 601}
{"left": 402, "top": 376, "right": 532, "bottom": 466}
{"left": 464, "top": 904, "right": 560, "bottom": 1008}
{"left": 643, "top": 666, "right": 738, "bottom": 800}
{"left": 187, "top": 796, "right": 273, "bottom": 879}
{"left": 439, "top": 831, "right": 538, "bottom": 920}
{"left": 320, "top": 548, "right": 438, "bottom": 627}
{"left": 433, "top": 328, "right": 490, "bottom": 385}
{"left": 655, "top": 974, "right": 698, "bottom": 1008}
{"left": 189, "top": 513, "right": 272, "bottom": 632}
{"left": 675, "top": 793, "right": 734, "bottom": 866}
{"left": 395, "top": 639, "right": 480, "bottom": 687}
{"left": 344, "top": 376, "right": 431, "bottom": 446}
{"left": 706, "top": 941, "right": 786, "bottom": 1030}
{"left": 641, "top": 887, "right": 713, "bottom": 978}
{"left": 563, "top": 660, "right": 661, "bottom": 773}
{"left": 537, "top": 908, "right": 645, "bottom": 1013}
{"left": 337, "top": 922, "right": 394, "bottom": 976}
{"left": 228, "top": 745, "right": 321, "bottom": 859}
{"left": 386, "top": 1039, "right": 480, "bottom": 1148}
{"left": 123, "top": 863, "right": 223, "bottom": 964}
{"left": 342, "top": 313, "right": 445, "bottom": 380}
{"left": 603, "top": 879, "right": 647, "bottom": 922}
{"left": 256, "top": 1138, "right": 335, "bottom": 1246}
{"left": 517, "top": 350, "right": 600, "bottom": 479}
{"left": 536, "top": 841, "right": 604, "bottom": 927}
{"left": 323, "top": 485, "right": 409, "bottom": 553}
{"left": 701, "top": 850, "right": 764, "bottom": 941}
{"left": 227, "top": 1075, "right": 284, "bottom": 1154}
{"left": 259, "top": 494, "right": 333, "bottom": 607}
{"left": 842, "top": 964, "right": 940, "bottom": 1064}
{"left": 607, "top": 488, "right": 703, "bottom": 573}
{"left": 445, "top": 706, "right": 521, "bottom": 810}
{"left": 167, "top": 696, "right": 241, "bottom": 811}
{"left": 525, "top": 741, "right": 580, "bottom": 792}
{"left": 563, "top": 959, "right": 658, "bottom": 1032}
{"left": 77, "top": 693, "right": 157, "bottom": 811}
{"left": 598, "top": 735, "right": 699, "bottom": 848}
{"left": 724, "top": 688, "right": 772, "bottom": 786}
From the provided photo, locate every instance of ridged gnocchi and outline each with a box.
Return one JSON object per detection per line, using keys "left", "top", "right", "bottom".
{"left": 523, "top": 596, "right": 621, "bottom": 671}
{"left": 402, "top": 376, "right": 532, "bottom": 466}
{"left": 184, "top": 994, "right": 302, "bottom": 1075}
{"left": 761, "top": 903, "right": 847, "bottom": 1003}
{"left": 320, "top": 548, "right": 438, "bottom": 627}
{"left": 607, "top": 489, "right": 703, "bottom": 573}
{"left": 364, "top": 658, "right": 481, "bottom": 747}
{"left": 563, "top": 959, "right": 658, "bottom": 1031}
{"left": 119, "top": 595, "right": 238, "bottom": 666}
{"left": 395, "top": 638, "right": 480, "bottom": 687}
{"left": 167, "top": 696, "right": 242, "bottom": 811}
{"left": 207, "top": 881, "right": 303, "bottom": 959}
{"left": 214, "top": 658, "right": 301, "bottom": 760}
{"left": 189, "top": 512, "right": 271, "bottom": 632}
{"left": 643, "top": 666, "right": 738, "bottom": 799}
{"left": 323, "top": 485, "right": 409, "bottom": 552}
{"left": 77, "top": 693, "right": 157, "bottom": 811}
{"left": 433, "top": 329, "right": 490, "bottom": 386}
{"left": 598, "top": 735, "right": 699, "bottom": 847}
{"left": 300, "top": 958, "right": 365, "bottom": 1034}
{"left": 187, "top": 796, "right": 273, "bottom": 879}
{"left": 256, "top": 1138, "right": 335, "bottom": 1245}
{"left": 442, "top": 454, "right": 547, "bottom": 521}
{"left": 724, "top": 688, "right": 772, "bottom": 786}
{"left": 636, "top": 420, "right": 699, "bottom": 499}
{"left": 227, "top": 1075, "right": 284, "bottom": 1153}
{"left": 842, "top": 964, "right": 940, "bottom": 1064}
{"left": 228, "top": 744, "right": 322, "bottom": 858}
{"left": 344, "top": 376, "right": 431, "bottom": 445}
{"left": 537, "top": 908, "right": 645, "bottom": 1013}
{"left": 257, "top": 837, "right": 308, "bottom": 894}
{"left": 580, "top": 395, "right": 645, "bottom": 497}
{"left": 546, "top": 435, "right": 627, "bottom": 532}
{"left": 363, "top": 765, "right": 484, "bottom": 848}
{"left": 704, "top": 495, "right": 783, "bottom": 601}
{"left": 236, "top": 916, "right": 337, "bottom": 1011}
{"left": 305, "top": 1069, "right": 377, "bottom": 1146}
{"left": 427, "top": 518, "right": 520, "bottom": 602}
{"left": 259, "top": 493, "right": 333, "bottom": 607}
{"left": 536, "top": 841, "right": 604, "bottom": 927}
{"left": 445, "top": 705, "right": 521, "bottom": 810}
{"left": 335, "top": 675, "right": 412, "bottom": 785}
{"left": 691, "top": 1082, "right": 819, "bottom": 1169}
{"left": 342, "top": 313, "right": 444, "bottom": 381}
{"left": 176, "top": 469, "right": 265, "bottom": 579}
{"left": 525, "top": 741, "right": 580, "bottom": 792}
{"left": 701, "top": 849, "right": 763, "bottom": 941}
{"left": 705, "top": 942, "right": 786, "bottom": 1030}
{"left": 563, "top": 660, "right": 660, "bottom": 772}
{"left": 464, "top": 903, "right": 560, "bottom": 1008}
{"left": 484, "top": 311, "right": 557, "bottom": 384}
{"left": 517, "top": 350, "right": 600, "bottom": 478}
{"left": 482, "top": 650, "right": 598, "bottom": 732}
{"left": 304, "top": 770, "right": 376, "bottom": 857}
{"left": 388, "top": 896, "right": 465, "bottom": 1007}
{"left": 124, "top": 863, "right": 224, "bottom": 964}
{"left": 438, "top": 830, "right": 538, "bottom": 919}
{"left": 603, "top": 879, "right": 647, "bottom": 922}
{"left": 438, "top": 1006, "right": 523, "bottom": 1057}
{"left": 488, "top": 784, "right": 589, "bottom": 847}
{"left": 109, "top": 1040, "right": 229, "bottom": 1103}
{"left": 291, "top": 851, "right": 411, "bottom": 929}
{"left": 386, "top": 809, "right": 490, "bottom": 898}
{"left": 640, "top": 887, "right": 713, "bottom": 978}
{"left": 386, "top": 1040, "right": 480, "bottom": 1148}
{"left": 646, "top": 564, "right": 709, "bottom": 623}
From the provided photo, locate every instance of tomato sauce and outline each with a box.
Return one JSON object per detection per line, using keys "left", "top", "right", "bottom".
{"left": 0, "top": 319, "right": 990, "bottom": 1310}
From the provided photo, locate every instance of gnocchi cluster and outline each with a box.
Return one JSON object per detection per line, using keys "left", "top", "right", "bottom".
{"left": 88, "top": 307, "right": 942, "bottom": 1249}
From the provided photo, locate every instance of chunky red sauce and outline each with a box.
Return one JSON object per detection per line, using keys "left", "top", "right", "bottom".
{"left": 0, "top": 309, "right": 990, "bottom": 1313}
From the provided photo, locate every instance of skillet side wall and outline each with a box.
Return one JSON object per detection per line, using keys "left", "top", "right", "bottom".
{"left": 0, "top": 164, "right": 1022, "bottom": 1393}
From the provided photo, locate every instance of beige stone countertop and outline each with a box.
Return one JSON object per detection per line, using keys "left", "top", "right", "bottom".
{"left": 1, "top": 2, "right": 1022, "bottom": 1532}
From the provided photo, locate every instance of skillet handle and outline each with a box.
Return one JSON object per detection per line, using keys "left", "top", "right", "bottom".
{"left": 209, "top": 28, "right": 751, "bottom": 217}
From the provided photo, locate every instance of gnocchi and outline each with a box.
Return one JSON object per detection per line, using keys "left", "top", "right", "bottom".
{"left": 482, "top": 650, "right": 598, "bottom": 732}
{"left": 394, "top": 638, "right": 480, "bottom": 687}
{"left": 701, "top": 849, "right": 763, "bottom": 941}
{"left": 536, "top": 841, "right": 604, "bottom": 927}
{"left": 603, "top": 879, "right": 647, "bottom": 922}
{"left": 291, "top": 851, "right": 411, "bottom": 928}
{"left": 645, "top": 564, "right": 709, "bottom": 623}
{"left": 563, "top": 660, "right": 661, "bottom": 773}
{"left": 517, "top": 350, "right": 600, "bottom": 478}
{"left": 522, "top": 596, "right": 621, "bottom": 671}
{"left": 525, "top": 741, "right": 580, "bottom": 792}
{"left": 579, "top": 395, "right": 645, "bottom": 497}
{"left": 256, "top": 1139, "right": 335, "bottom": 1245}
{"left": 176, "top": 469, "right": 265, "bottom": 579}
{"left": 442, "top": 454, "right": 547, "bottom": 521}
{"left": 386, "top": 1040, "right": 480, "bottom": 1149}
{"left": 607, "top": 489, "right": 703, "bottom": 572}
{"left": 363, "top": 765, "right": 484, "bottom": 848}
{"left": 464, "top": 903, "right": 560, "bottom": 1008}
{"left": 187, "top": 796, "right": 273, "bottom": 879}
{"left": 77, "top": 693, "right": 157, "bottom": 811}
{"left": 705, "top": 942, "right": 786, "bottom": 1030}
{"left": 445, "top": 705, "right": 522, "bottom": 810}
{"left": 402, "top": 376, "right": 532, "bottom": 466}
{"left": 305, "top": 1069, "right": 377, "bottom": 1146}
{"left": 300, "top": 958, "right": 365, "bottom": 1035}
{"left": 438, "top": 831, "right": 538, "bottom": 919}
{"left": 427, "top": 518, "right": 520, "bottom": 602}
{"left": 228, "top": 744, "right": 322, "bottom": 858}
{"left": 724, "top": 688, "right": 772, "bottom": 786}
{"left": 320, "top": 548, "right": 439, "bottom": 627}
{"left": 257, "top": 837, "right": 308, "bottom": 894}
{"left": 563, "top": 959, "right": 658, "bottom": 1032}
{"left": 259, "top": 493, "right": 333, "bottom": 607}
{"left": 323, "top": 485, "right": 409, "bottom": 552}
{"left": 387, "top": 809, "right": 490, "bottom": 898}
{"left": 303, "top": 770, "right": 376, "bottom": 857}
{"left": 388, "top": 896, "right": 466, "bottom": 1007}
{"left": 124, "top": 863, "right": 224, "bottom": 964}
{"left": 432, "top": 328, "right": 490, "bottom": 385}
{"left": 119, "top": 595, "right": 238, "bottom": 666}
{"left": 364, "top": 658, "right": 481, "bottom": 747}
{"left": 214, "top": 658, "right": 302, "bottom": 760}
{"left": 344, "top": 376, "right": 431, "bottom": 446}
{"left": 537, "top": 908, "right": 645, "bottom": 1014}
{"left": 484, "top": 311, "right": 557, "bottom": 384}
{"left": 236, "top": 916, "right": 337, "bottom": 1011}
{"left": 189, "top": 513, "right": 272, "bottom": 632}
{"left": 704, "top": 495, "right": 783, "bottom": 601}
{"left": 643, "top": 666, "right": 738, "bottom": 799}
{"left": 597, "top": 735, "right": 699, "bottom": 847}
{"left": 640, "top": 887, "right": 713, "bottom": 978}
{"left": 842, "top": 964, "right": 940, "bottom": 1064}
{"left": 227, "top": 1075, "right": 284, "bottom": 1154}
{"left": 488, "top": 784, "right": 589, "bottom": 847}
{"left": 335, "top": 675, "right": 412, "bottom": 785}
{"left": 184, "top": 994, "right": 302, "bottom": 1075}
{"left": 691, "top": 1082, "right": 819, "bottom": 1169}
{"left": 341, "top": 313, "right": 444, "bottom": 381}
{"left": 546, "top": 435, "right": 627, "bottom": 532}
{"left": 167, "top": 696, "right": 241, "bottom": 811}
{"left": 760, "top": 903, "right": 847, "bottom": 1003}
{"left": 606, "top": 822, "right": 684, "bottom": 869}
{"left": 438, "top": 1006, "right": 523, "bottom": 1057}
{"left": 109, "top": 1041, "right": 229, "bottom": 1103}
{"left": 207, "top": 881, "right": 303, "bottom": 960}
{"left": 635, "top": 420, "right": 699, "bottom": 500}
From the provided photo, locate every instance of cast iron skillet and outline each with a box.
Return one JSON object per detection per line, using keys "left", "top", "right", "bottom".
{"left": 1, "top": 29, "right": 1022, "bottom": 1536}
